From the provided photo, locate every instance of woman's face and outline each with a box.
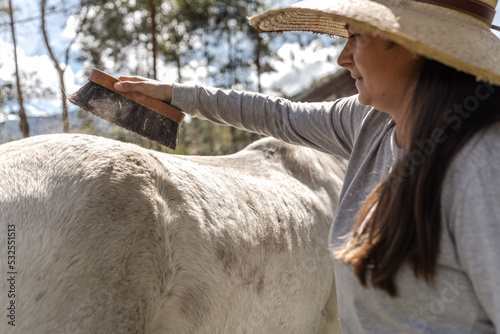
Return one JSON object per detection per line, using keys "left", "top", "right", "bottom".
{"left": 338, "top": 24, "right": 419, "bottom": 117}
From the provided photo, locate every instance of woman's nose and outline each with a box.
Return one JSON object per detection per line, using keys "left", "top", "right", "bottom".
{"left": 337, "top": 40, "right": 353, "bottom": 69}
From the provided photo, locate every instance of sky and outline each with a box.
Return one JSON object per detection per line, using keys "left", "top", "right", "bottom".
{"left": 1, "top": 0, "right": 500, "bottom": 120}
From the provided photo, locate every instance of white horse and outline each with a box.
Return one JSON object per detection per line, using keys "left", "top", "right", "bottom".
{"left": 0, "top": 134, "right": 345, "bottom": 334}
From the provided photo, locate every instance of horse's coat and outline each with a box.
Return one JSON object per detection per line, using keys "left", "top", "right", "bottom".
{"left": 0, "top": 134, "right": 345, "bottom": 334}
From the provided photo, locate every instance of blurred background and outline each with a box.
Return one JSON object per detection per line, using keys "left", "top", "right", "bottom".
{"left": 1, "top": 0, "right": 499, "bottom": 154}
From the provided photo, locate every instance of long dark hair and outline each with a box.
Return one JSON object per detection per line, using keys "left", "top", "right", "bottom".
{"left": 336, "top": 59, "right": 500, "bottom": 296}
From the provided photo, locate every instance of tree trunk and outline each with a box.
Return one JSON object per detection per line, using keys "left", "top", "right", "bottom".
{"left": 254, "top": 32, "right": 263, "bottom": 94}
{"left": 176, "top": 55, "right": 182, "bottom": 83}
{"left": 150, "top": 0, "right": 157, "bottom": 80}
{"left": 41, "top": 0, "right": 69, "bottom": 133}
{"left": 149, "top": 0, "right": 160, "bottom": 150}
{"left": 8, "top": 0, "right": 29, "bottom": 138}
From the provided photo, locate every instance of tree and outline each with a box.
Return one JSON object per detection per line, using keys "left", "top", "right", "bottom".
{"left": 0, "top": 81, "right": 14, "bottom": 110}
{"left": 71, "top": 0, "right": 333, "bottom": 155}
{"left": 0, "top": 1, "right": 12, "bottom": 115}
{"left": 41, "top": 0, "right": 88, "bottom": 133}
{"left": 0, "top": 80, "right": 15, "bottom": 143}
{"left": 7, "top": 0, "right": 29, "bottom": 137}
{"left": 159, "top": 0, "right": 268, "bottom": 153}
{"left": 76, "top": 0, "right": 147, "bottom": 73}
{"left": 165, "top": 0, "right": 271, "bottom": 90}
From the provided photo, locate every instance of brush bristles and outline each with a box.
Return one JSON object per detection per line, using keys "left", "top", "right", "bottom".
{"left": 68, "top": 82, "right": 179, "bottom": 150}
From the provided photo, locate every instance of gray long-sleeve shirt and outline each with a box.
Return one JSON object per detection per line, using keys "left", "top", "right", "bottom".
{"left": 171, "top": 83, "right": 500, "bottom": 333}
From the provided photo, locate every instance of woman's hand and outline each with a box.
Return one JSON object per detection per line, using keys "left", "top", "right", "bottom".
{"left": 114, "top": 76, "right": 173, "bottom": 102}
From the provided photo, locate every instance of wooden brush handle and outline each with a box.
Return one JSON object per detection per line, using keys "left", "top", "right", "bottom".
{"left": 88, "top": 68, "right": 185, "bottom": 124}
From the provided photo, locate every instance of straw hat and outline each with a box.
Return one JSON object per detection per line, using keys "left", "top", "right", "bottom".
{"left": 249, "top": 0, "right": 500, "bottom": 85}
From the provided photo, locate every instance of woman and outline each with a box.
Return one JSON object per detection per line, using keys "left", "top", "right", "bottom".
{"left": 115, "top": 0, "right": 500, "bottom": 332}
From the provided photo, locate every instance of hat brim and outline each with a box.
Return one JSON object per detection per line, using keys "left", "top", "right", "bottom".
{"left": 249, "top": 0, "right": 500, "bottom": 85}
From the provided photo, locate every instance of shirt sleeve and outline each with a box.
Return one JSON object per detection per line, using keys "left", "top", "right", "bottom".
{"left": 171, "top": 83, "right": 371, "bottom": 159}
{"left": 452, "top": 159, "right": 500, "bottom": 329}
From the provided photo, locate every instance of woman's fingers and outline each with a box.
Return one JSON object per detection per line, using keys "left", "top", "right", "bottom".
{"left": 114, "top": 77, "right": 172, "bottom": 102}
{"left": 114, "top": 80, "right": 148, "bottom": 93}
{"left": 117, "top": 75, "right": 148, "bottom": 82}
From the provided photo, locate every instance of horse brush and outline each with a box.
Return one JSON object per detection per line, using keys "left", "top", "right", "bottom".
{"left": 68, "top": 68, "right": 185, "bottom": 150}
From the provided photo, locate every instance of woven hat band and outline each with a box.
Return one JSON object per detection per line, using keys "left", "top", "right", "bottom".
{"left": 414, "top": 0, "right": 496, "bottom": 24}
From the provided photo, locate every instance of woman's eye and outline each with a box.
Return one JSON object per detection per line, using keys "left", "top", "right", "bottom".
{"left": 349, "top": 33, "right": 361, "bottom": 40}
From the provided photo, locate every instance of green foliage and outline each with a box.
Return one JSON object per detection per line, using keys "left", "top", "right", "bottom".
{"left": 0, "top": 0, "right": 8, "bottom": 14}
{"left": 179, "top": 118, "right": 262, "bottom": 155}
{"left": 72, "top": 0, "right": 272, "bottom": 154}
{"left": 0, "top": 72, "right": 54, "bottom": 116}
{"left": 0, "top": 80, "right": 14, "bottom": 110}
{"left": 77, "top": 0, "right": 139, "bottom": 71}
{"left": 75, "top": 110, "right": 105, "bottom": 136}
{"left": 109, "top": 125, "right": 158, "bottom": 148}
{"left": 163, "top": 0, "right": 272, "bottom": 89}
{"left": 71, "top": 0, "right": 336, "bottom": 155}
